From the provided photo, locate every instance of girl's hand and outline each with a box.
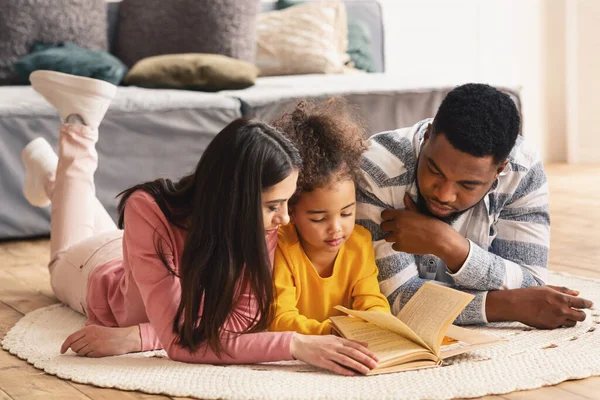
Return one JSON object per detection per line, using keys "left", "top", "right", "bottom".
{"left": 61, "top": 325, "right": 142, "bottom": 357}
{"left": 290, "top": 333, "right": 379, "bottom": 376}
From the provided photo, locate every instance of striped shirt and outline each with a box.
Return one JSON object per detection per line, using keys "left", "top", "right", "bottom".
{"left": 356, "top": 119, "right": 550, "bottom": 324}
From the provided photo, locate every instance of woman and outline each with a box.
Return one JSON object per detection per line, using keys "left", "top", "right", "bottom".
{"left": 22, "top": 70, "right": 378, "bottom": 376}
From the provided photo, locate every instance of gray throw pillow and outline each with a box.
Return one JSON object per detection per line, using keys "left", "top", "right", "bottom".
{"left": 0, "top": 0, "right": 107, "bottom": 85}
{"left": 115, "top": 0, "right": 261, "bottom": 68}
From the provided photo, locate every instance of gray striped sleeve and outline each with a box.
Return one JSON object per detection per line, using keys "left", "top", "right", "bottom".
{"left": 490, "top": 239, "right": 548, "bottom": 269}
{"left": 450, "top": 243, "right": 506, "bottom": 290}
{"left": 454, "top": 290, "right": 488, "bottom": 325}
{"left": 376, "top": 252, "right": 416, "bottom": 282}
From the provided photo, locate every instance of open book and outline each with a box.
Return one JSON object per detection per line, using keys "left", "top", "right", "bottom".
{"left": 330, "top": 282, "right": 503, "bottom": 375}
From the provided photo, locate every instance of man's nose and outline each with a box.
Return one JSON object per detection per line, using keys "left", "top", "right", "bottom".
{"left": 433, "top": 181, "right": 456, "bottom": 204}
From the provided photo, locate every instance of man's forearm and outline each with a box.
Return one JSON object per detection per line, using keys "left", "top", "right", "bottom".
{"left": 433, "top": 224, "right": 470, "bottom": 273}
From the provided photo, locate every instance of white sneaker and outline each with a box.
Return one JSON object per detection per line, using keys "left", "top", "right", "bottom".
{"left": 30, "top": 70, "right": 117, "bottom": 130}
{"left": 22, "top": 137, "right": 58, "bottom": 207}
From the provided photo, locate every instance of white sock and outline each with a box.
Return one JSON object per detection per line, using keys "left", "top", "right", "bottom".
{"left": 22, "top": 138, "right": 58, "bottom": 207}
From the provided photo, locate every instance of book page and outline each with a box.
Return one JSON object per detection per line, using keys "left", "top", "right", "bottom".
{"left": 366, "top": 360, "right": 440, "bottom": 376}
{"left": 396, "top": 282, "right": 474, "bottom": 355}
{"left": 329, "top": 316, "right": 428, "bottom": 364}
{"left": 334, "top": 306, "right": 431, "bottom": 351}
{"left": 439, "top": 324, "right": 505, "bottom": 359}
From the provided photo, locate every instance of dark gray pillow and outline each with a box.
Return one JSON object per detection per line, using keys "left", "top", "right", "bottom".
{"left": 115, "top": 0, "right": 260, "bottom": 68}
{"left": 0, "top": 0, "right": 107, "bottom": 85}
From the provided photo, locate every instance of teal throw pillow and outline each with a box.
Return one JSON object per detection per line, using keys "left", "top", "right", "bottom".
{"left": 276, "top": 0, "right": 376, "bottom": 72}
{"left": 14, "top": 42, "right": 128, "bottom": 85}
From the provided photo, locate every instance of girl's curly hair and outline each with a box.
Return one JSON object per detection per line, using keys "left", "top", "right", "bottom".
{"left": 271, "top": 97, "right": 367, "bottom": 203}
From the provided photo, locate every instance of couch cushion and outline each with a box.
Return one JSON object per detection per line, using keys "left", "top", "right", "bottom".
{"left": 125, "top": 54, "right": 258, "bottom": 91}
{"left": 221, "top": 74, "right": 522, "bottom": 137}
{"left": 0, "top": 0, "right": 107, "bottom": 85}
{"left": 115, "top": 0, "right": 260, "bottom": 68}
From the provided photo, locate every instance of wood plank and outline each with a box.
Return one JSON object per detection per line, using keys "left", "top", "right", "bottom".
{"left": 70, "top": 383, "right": 173, "bottom": 400}
{"left": 502, "top": 385, "right": 589, "bottom": 399}
{"left": 0, "top": 268, "right": 58, "bottom": 315}
{"left": 0, "top": 388, "right": 13, "bottom": 400}
{"left": 557, "top": 377, "right": 600, "bottom": 399}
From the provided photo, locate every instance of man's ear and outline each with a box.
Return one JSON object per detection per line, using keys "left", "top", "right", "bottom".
{"left": 424, "top": 123, "right": 432, "bottom": 141}
{"left": 496, "top": 159, "right": 509, "bottom": 177}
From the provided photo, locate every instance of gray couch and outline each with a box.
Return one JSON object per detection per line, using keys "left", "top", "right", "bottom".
{"left": 0, "top": 0, "right": 520, "bottom": 239}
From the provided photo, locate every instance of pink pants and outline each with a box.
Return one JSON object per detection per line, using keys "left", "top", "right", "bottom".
{"left": 46, "top": 123, "right": 123, "bottom": 315}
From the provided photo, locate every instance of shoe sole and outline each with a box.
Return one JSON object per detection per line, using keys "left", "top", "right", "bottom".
{"left": 30, "top": 70, "right": 117, "bottom": 101}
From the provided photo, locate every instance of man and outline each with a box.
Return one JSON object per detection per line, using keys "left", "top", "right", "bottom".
{"left": 357, "top": 83, "right": 592, "bottom": 328}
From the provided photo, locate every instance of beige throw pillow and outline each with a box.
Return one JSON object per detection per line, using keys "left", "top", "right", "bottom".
{"left": 256, "top": 1, "right": 350, "bottom": 76}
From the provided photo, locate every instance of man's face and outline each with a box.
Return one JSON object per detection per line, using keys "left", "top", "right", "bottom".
{"left": 416, "top": 125, "right": 507, "bottom": 224}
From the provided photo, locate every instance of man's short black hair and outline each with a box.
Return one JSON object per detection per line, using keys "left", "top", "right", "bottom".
{"left": 431, "top": 83, "right": 520, "bottom": 164}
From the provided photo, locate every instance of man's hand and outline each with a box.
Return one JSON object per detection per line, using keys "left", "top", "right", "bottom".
{"left": 380, "top": 193, "right": 469, "bottom": 270}
{"left": 486, "top": 285, "right": 594, "bottom": 329}
{"left": 380, "top": 194, "right": 448, "bottom": 254}
{"left": 61, "top": 325, "right": 142, "bottom": 357}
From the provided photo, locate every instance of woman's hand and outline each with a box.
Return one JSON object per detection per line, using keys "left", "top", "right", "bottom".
{"left": 290, "top": 333, "right": 379, "bottom": 376}
{"left": 61, "top": 325, "right": 142, "bottom": 357}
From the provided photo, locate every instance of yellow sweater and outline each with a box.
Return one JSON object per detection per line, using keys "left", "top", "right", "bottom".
{"left": 269, "top": 223, "right": 390, "bottom": 335}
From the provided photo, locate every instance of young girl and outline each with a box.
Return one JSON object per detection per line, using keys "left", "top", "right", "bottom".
{"left": 269, "top": 99, "right": 390, "bottom": 336}
{"left": 21, "top": 71, "right": 378, "bottom": 376}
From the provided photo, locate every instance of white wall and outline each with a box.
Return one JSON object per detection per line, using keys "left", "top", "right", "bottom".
{"left": 379, "top": 0, "right": 568, "bottom": 162}
{"left": 566, "top": 0, "right": 600, "bottom": 163}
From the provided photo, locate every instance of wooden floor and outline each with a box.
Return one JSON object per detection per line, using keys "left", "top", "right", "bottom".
{"left": 1, "top": 163, "right": 600, "bottom": 400}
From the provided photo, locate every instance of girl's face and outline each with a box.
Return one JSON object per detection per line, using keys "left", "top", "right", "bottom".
{"left": 262, "top": 169, "right": 299, "bottom": 233}
{"left": 292, "top": 179, "right": 356, "bottom": 255}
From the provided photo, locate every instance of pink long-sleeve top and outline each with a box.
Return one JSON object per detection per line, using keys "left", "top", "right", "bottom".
{"left": 85, "top": 190, "right": 294, "bottom": 363}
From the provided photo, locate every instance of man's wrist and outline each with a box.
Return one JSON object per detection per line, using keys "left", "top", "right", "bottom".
{"left": 485, "top": 290, "right": 517, "bottom": 323}
{"left": 434, "top": 224, "right": 470, "bottom": 272}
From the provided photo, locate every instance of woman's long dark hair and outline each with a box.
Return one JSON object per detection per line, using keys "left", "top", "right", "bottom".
{"left": 117, "top": 118, "right": 302, "bottom": 355}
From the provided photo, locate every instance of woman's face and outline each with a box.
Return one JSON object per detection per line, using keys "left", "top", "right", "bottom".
{"left": 262, "top": 169, "right": 299, "bottom": 233}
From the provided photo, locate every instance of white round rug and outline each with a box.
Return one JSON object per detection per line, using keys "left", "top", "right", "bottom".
{"left": 3, "top": 271, "right": 600, "bottom": 400}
